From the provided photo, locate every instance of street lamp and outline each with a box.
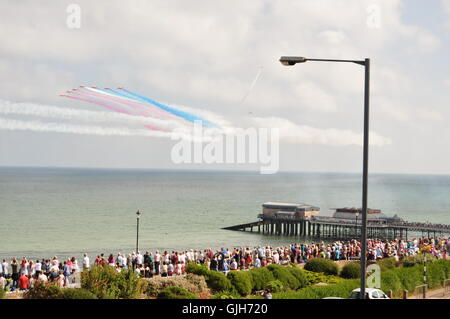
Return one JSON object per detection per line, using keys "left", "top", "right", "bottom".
{"left": 136, "top": 210, "right": 141, "bottom": 253}
{"left": 279, "top": 56, "right": 370, "bottom": 299}
{"left": 355, "top": 210, "right": 360, "bottom": 238}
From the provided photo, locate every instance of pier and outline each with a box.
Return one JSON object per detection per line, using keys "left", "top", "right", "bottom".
{"left": 223, "top": 202, "right": 450, "bottom": 240}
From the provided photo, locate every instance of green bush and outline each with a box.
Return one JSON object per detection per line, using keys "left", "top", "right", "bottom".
{"left": 205, "top": 271, "right": 233, "bottom": 292}
{"left": 227, "top": 271, "right": 253, "bottom": 296}
{"left": 249, "top": 267, "right": 275, "bottom": 291}
{"left": 157, "top": 286, "right": 199, "bottom": 299}
{"left": 377, "top": 258, "right": 397, "bottom": 271}
{"left": 265, "top": 280, "right": 285, "bottom": 293}
{"left": 212, "top": 290, "right": 241, "bottom": 299}
{"left": 427, "top": 261, "right": 449, "bottom": 289}
{"left": 146, "top": 274, "right": 208, "bottom": 297}
{"left": 81, "top": 266, "right": 141, "bottom": 299}
{"left": 62, "top": 288, "right": 98, "bottom": 299}
{"left": 402, "top": 254, "right": 438, "bottom": 267}
{"left": 303, "top": 270, "right": 344, "bottom": 285}
{"left": 380, "top": 270, "right": 402, "bottom": 296}
{"left": 304, "top": 258, "right": 338, "bottom": 276}
{"left": 395, "top": 266, "right": 424, "bottom": 292}
{"left": 0, "top": 287, "right": 5, "bottom": 299}
{"left": 273, "top": 279, "right": 360, "bottom": 299}
{"left": 185, "top": 262, "right": 209, "bottom": 276}
{"left": 24, "top": 281, "right": 63, "bottom": 299}
{"left": 287, "top": 267, "right": 308, "bottom": 288}
{"left": 267, "top": 264, "right": 301, "bottom": 290}
{"left": 340, "top": 262, "right": 360, "bottom": 279}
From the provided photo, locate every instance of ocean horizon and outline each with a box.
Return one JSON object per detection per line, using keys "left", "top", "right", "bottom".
{"left": 1, "top": 166, "right": 449, "bottom": 260}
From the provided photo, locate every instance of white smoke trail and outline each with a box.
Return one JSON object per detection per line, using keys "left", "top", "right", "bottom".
{"left": 0, "top": 117, "right": 175, "bottom": 137}
{"left": 0, "top": 99, "right": 187, "bottom": 130}
{"left": 240, "top": 66, "right": 263, "bottom": 104}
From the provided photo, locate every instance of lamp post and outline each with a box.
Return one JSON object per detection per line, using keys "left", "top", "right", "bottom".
{"left": 279, "top": 56, "right": 370, "bottom": 299}
{"left": 136, "top": 210, "right": 141, "bottom": 253}
{"left": 355, "top": 211, "right": 360, "bottom": 238}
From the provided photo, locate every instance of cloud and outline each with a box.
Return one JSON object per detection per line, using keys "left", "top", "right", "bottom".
{"left": 252, "top": 116, "right": 392, "bottom": 146}
{"left": 0, "top": 0, "right": 447, "bottom": 173}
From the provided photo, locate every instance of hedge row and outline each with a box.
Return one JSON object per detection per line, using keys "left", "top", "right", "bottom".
{"left": 24, "top": 281, "right": 98, "bottom": 299}
{"left": 381, "top": 259, "right": 450, "bottom": 297}
{"left": 185, "top": 262, "right": 308, "bottom": 296}
{"left": 304, "top": 258, "right": 339, "bottom": 276}
{"left": 272, "top": 279, "right": 360, "bottom": 299}
{"left": 271, "top": 259, "right": 450, "bottom": 299}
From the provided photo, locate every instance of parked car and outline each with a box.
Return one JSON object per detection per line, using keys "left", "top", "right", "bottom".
{"left": 349, "top": 288, "right": 390, "bottom": 299}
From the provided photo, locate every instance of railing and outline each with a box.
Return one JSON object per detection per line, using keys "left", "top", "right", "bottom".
{"left": 444, "top": 279, "right": 450, "bottom": 297}
{"left": 414, "top": 284, "right": 427, "bottom": 299}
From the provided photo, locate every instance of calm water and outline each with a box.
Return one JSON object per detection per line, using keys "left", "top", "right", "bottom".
{"left": 0, "top": 167, "right": 449, "bottom": 260}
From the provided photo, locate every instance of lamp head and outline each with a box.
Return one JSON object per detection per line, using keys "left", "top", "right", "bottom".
{"left": 136, "top": 210, "right": 141, "bottom": 218}
{"left": 279, "top": 56, "right": 307, "bottom": 66}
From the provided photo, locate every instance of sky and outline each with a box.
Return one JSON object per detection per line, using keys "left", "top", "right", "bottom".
{"left": 0, "top": 0, "right": 449, "bottom": 174}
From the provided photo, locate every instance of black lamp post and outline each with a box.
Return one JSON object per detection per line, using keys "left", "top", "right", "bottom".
{"left": 136, "top": 210, "right": 141, "bottom": 253}
{"left": 355, "top": 211, "right": 360, "bottom": 238}
{"left": 279, "top": 56, "right": 370, "bottom": 299}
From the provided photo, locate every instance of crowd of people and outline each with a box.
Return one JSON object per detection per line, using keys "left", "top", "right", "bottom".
{"left": 1, "top": 237, "right": 449, "bottom": 292}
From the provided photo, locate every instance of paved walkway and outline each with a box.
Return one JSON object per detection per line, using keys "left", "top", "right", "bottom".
{"left": 409, "top": 286, "right": 450, "bottom": 299}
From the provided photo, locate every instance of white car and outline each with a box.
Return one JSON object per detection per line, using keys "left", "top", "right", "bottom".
{"left": 349, "top": 288, "right": 390, "bottom": 299}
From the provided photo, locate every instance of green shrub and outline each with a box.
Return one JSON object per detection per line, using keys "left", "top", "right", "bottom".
{"left": 212, "top": 290, "right": 240, "bottom": 299}
{"left": 402, "top": 254, "right": 437, "bottom": 267}
{"left": 62, "top": 288, "right": 98, "bottom": 299}
{"left": 427, "top": 261, "right": 449, "bottom": 289}
{"left": 146, "top": 274, "right": 208, "bottom": 297}
{"left": 157, "top": 286, "right": 199, "bottom": 299}
{"left": 303, "top": 270, "right": 344, "bottom": 285}
{"left": 267, "top": 264, "right": 301, "bottom": 290}
{"left": 340, "top": 262, "right": 360, "bottom": 279}
{"left": 81, "top": 266, "right": 141, "bottom": 299}
{"left": 205, "top": 271, "right": 233, "bottom": 292}
{"left": 377, "top": 258, "right": 397, "bottom": 271}
{"left": 0, "top": 287, "right": 5, "bottom": 299}
{"left": 265, "top": 280, "right": 285, "bottom": 293}
{"left": 24, "top": 281, "right": 63, "bottom": 299}
{"left": 249, "top": 267, "right": 275, "bottom": 291}
{"left": 185, "top": 262, "right": 209, "bottom": 276}
{"left": 227, "top": 271, "right": 253, "bottom": 296}
{"left": 273, "top": 279, "right": 360, "bottom": 299}
{"left": 287, "top": 267, "right": 308, "bottom": 288}
{"left": 395, "top": 266, "right": 424, "bottom": 292}
{"left": 304, "top": 258, "right": 338, "bottom": 276}
{"left": 380, "top": 270, "right": 402, "bottom": 297}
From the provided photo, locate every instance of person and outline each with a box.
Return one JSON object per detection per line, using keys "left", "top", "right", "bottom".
{"left": 0, "top": 274, "right": 6, "bottom": 290}
{"left": 11, "top": 258, "right": 19, "bottom": 288}
{"left": 38, "top": 271, "right": 48, "bottom": 282}
{"left": 108, "top": 254, "right": 115, "bottom": 266}
{"left": 1, "top": 259, "right": 8, "bottom": 277}
{"left": 154, "top": 251, "right": 161, "bottom": 275}
{"left": 63, "top": 261, "right": 71, "bottom": 286}
{"left": 18, "top": 273, "right": 29, "bottom": 290}
{"left": 83, "top": 254, "right": 90, "bottom": 271}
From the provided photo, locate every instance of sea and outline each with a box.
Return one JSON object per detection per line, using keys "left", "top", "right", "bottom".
{"left": 0, "top": 167, "right": 449, "bottom": 260}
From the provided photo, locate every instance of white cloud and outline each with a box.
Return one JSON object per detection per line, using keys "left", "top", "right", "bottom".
{"left": 0, "top": 0, "right": 448, "bottom": 173}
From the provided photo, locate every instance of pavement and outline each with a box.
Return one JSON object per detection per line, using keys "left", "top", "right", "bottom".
{"left": 408, "top": 286, "right": 450, "bottom": 299}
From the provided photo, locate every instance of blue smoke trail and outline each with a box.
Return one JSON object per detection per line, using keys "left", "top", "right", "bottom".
{"left": 115, "top": 88, "right": 219, "bottom": 128}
